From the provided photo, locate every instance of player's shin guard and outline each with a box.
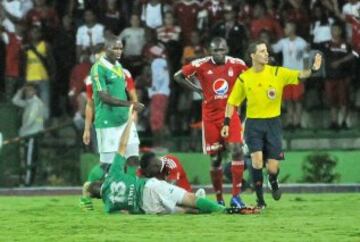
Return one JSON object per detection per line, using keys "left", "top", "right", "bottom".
{"left": 210, "top": 168, "right": 223, "bottom": 202}
{"left": 195, "top": 197, "right": 225, "bottom": 214}
{"left": 268, "top": 169, "right": 280, "bottom": 191}
{"left": 252, "top": 167, "right": 264, "bottom": 202}
{"left": 231, "top": 160, "right": 245, "bottom": 196}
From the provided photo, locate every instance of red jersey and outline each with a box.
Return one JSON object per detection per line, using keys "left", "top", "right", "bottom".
{"left": 85, "top": 68, "right": 135, "bottom": 100}
{"left": 4, "top": 32, "right": 22, "bottom": 78}
{"left": 174, "top": 1, "right": 201, "bottom": 44}
{"left": 201, "top": 0, "right": 225, "bottom": 26}
{"left": 26, "top": 7, "right": 60, "bottom": 29}
{"left": 69, "top": 62, "right": 92, "bottom": 96}
{"left": 137, "top": 154, "right": 192, "bottom": 192}
{"left": 160, "top": 154, "right": 192, "bottom": 192}
{"left": 345, "top": 15, "right": 360, "bottom": 53}
{"left": 182, "top": 56, "right": 247, "bottom": 122}
{"left": 250, "top": 16, "right": 283, "bottom": 40}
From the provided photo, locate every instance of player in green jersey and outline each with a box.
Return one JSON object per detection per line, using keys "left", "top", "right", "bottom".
{"left": 80, "top": 36, "right": 143, "bottom": 210}
{"left": 82, "top": 106, "right": 259, "bottom": 215}
{"left": 91, "top": 35, "right": 144, "bottom": 168}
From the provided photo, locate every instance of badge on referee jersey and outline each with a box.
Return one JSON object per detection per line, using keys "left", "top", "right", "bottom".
{"left": 267, "top": 87, "right": 276, "bottom": 100}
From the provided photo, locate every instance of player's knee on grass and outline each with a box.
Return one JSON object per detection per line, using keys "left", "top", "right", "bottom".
{"left": 251, "top": 151, "right": 263, "bottom": 169}
{"left": 211, "top": 154, "right": 222, "bottom": 168}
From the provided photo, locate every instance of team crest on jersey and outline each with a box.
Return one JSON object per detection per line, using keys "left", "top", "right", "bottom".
{"left": 228, "top": 67, "right": 234, "bottom": 77}
{"left": 267, "top": 87, "right": 276, "bottom": 100}
{"left": 213, "top": 78, "right": 229, "bottom": 97}
{"left": 207, "top": 70, "right": 213, "bottom": 75}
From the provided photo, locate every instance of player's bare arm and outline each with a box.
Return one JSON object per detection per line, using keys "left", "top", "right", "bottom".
{"left": 128, "top": 89, "right": 139, "bottom": 122}
{"left": 174, "top": 70, "right": 203, "bottom": 94}
{"left": 299, "top": 53, "right": 322, "bottom": 79}
{"left": 82, "top": 98, "right": 94, "bottom": 145}
{"left": 98, "top": 90, "right": 144, "bottom": 112}
{"left": 221, "top": 104, "right": 236, "bottom": 138}
{"left": 117, "top": 105, "right": 134, "bottom": 156}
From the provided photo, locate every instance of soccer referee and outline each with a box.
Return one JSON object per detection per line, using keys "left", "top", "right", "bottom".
{"left": 221, "top": 40, "right": 322, "bottom": 208}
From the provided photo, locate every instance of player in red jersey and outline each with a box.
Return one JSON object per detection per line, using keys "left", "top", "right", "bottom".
{"left": 138, "top": 153, "right": 193, "bottom": 192}
{"left": 174, "top": 37, "right": 247, "bottom": 207}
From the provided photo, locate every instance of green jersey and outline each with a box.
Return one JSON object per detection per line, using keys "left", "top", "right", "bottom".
{"left": 101, "top": 153, "right": 147, "bottom": 214}
{"left": 91, "top": 56, "right": 129, "bottom": 128}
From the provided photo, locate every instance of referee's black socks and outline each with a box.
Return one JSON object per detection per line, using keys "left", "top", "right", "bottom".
{"left": 268, "top": 169, "right": 280, "bottom": 191}
{"left": 252, "top": 167, "right": 264, "bottom": 202}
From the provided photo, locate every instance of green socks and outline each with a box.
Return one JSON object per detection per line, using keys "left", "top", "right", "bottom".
{"left": 80, "top": 196, "right": 93, "bottom": 211}
{"left": 195, "top": 197, "right": 225, "bottom": 214}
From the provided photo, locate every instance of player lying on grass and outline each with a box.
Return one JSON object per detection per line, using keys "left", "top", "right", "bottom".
{"left": 82, "top": 105, "right": 259, "bottom": 214}
{"left": 81, "top": 152, "right": 205, "bottom": 208}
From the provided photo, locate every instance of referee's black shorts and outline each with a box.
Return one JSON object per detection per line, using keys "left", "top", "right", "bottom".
{"left": 244, "top": 117, "right": 284, "bottom": 161}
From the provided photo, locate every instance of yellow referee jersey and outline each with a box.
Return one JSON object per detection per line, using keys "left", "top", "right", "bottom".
{"left": 228, "top": 65, "right": 300, "bottom": 118}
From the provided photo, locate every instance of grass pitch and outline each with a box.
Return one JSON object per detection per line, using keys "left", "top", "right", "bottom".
{"left": 0, "top": 193, "right": 359, "bottom": 242}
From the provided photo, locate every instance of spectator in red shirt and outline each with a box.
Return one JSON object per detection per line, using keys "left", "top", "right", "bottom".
{"left": 174, "top": 0, "right": 201, "bottom": 44}
{"left": 323, "top": 24, "right": 357, "bottom": 130}
{"left": 68, "top": 53, "right": 92, "bottom": 113}
{"left": 249, "top": 3, "right": 283, "bottom": 41}
{"left": 200, "top": 0, "right": 225, "bottom": 29}
{"left": 0, "top": 21, "right": 25, "bottom": 101}
{"left": 26, "top": 0, "right": 60, "bottom": 41}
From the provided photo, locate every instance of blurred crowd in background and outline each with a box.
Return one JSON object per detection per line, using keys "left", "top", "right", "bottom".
{"left": 1, "top": 0, "right": 360, "bottom": 143}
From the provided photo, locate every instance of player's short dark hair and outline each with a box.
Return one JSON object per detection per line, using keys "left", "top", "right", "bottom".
{"left": 88, "top": 181, "right": 102, "bottom": 199}
{"left": 247, "top": 40, "right": 268, "bottom": 57}
{"left": 140, "top": 152, "right": 162, "bottom": 178}
{"left": 140, "top": 152, "right": 156, "bottom": 170}
{"left": 105, "top": 35, "right": 121, "bottom": 49}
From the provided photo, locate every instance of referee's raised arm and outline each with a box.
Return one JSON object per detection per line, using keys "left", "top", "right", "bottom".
{"left": 298, "top": 53, "right": 322, "bottom": 79}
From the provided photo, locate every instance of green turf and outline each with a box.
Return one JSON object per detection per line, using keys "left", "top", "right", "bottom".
{"left": 170, "top": 151, "right": 360, "bottom": 184}
{"left": 0, "top": 193, "right": 359, "bottom": 242}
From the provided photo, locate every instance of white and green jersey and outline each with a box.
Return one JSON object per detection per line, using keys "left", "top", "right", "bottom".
{"left": 91, "top": 56, "right": 129, "bottom": 128}
{"left": 101, "top": 153, "right": 147, "bottom": 214}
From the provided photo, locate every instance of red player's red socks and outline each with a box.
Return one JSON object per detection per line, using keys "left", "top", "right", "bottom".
{"left": 231, "top": 160, "right": 244, "bottom": 196}
{"left": 210, "top": 168, "right": 223, "bottom": 201}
